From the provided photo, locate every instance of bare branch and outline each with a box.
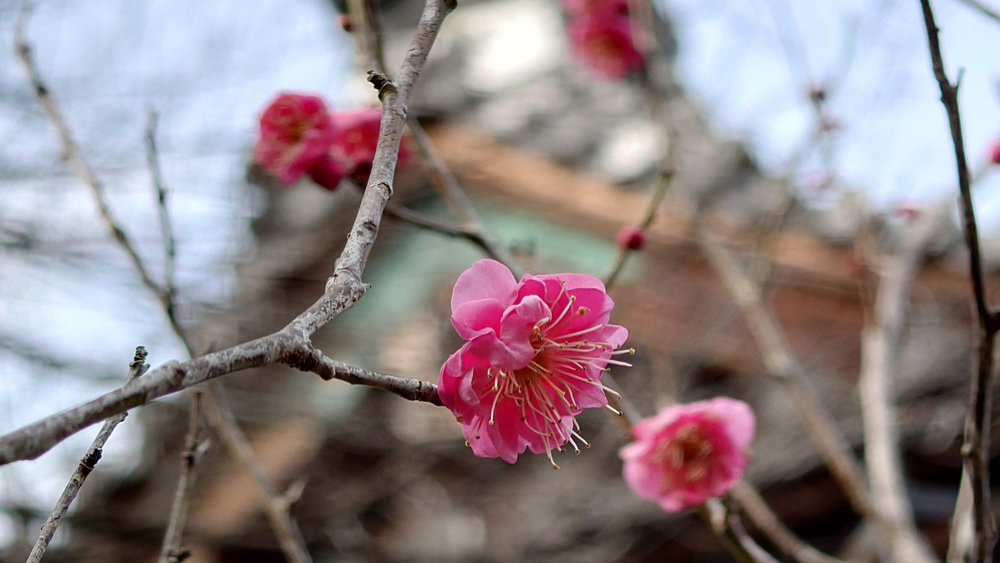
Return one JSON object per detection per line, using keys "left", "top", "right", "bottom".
{"left": 26, "top": 346, "right": 149, "bottom": 562}
{"left": 918, "top": 1, "right": 998, "bottom": 560}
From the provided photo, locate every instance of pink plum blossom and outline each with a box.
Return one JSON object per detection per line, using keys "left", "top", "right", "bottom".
{"left": 619, "top": 397, "right": 755, "bottom": 512}
{"left": 329, "top": 108, "right": 413, "bottom": 185}
{"left": 254, "top": 93, "right": 338, "bottom": 185}
{"left": 567, "top": 15, "right": 644, "bottom": 79}
{"left": 438, "top": 259, "right": 630, "bottom": 467}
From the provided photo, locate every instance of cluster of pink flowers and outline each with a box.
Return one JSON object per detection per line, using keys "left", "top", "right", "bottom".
{"left": 563, "top": 0, "right": 645, "bottom": 79}
{"left": 253, "top": 92, "right": 412, "bottom": 191}
{"left": 438, "top": 259, "right": 631, "bottom": 467}
{"left": 620, "top": 397, "right": 755, "bottom": 512}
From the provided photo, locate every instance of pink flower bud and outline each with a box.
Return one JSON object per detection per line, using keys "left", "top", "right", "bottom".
{"left": 807, "top": 82, "right": 826, "bottom": 103}
{"left": 617, "top": 225, "right": 645, "bottom": 250}
{"left": 989, "top": 140, "right": 1000, "bottom": 165}
{"left": 254, "top": 93, "right": 338, "bottom": 185}
{"left": 439, "top": 260, "right": 631, "bottom": 467}
{"left": 340, "top": 14, "right": 354, "bottom": 33}
{"left": 620, "top": 398, "right": 755, "bottom": 512}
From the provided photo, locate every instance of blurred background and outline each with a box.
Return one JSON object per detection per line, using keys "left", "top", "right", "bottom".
{"left": 2, "top": 0, "right": 1000, "bottom": 560}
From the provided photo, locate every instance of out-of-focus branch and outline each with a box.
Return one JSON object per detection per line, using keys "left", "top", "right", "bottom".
{"left": 701, "top": 499, "right": 781, "bottom": 563}
{"left": 405, "top": 121, "right": 523, "bottom": 276}
{"left": 729, "top": 482, "right": 844, "bottom": 563}
{"left": 954, "top": 0, "right": 1000, "bottom": 24}
{"left": 603, "top": 149, "right": 673, "bottom": 289}
{"left": 856, "top": 240, "right": 938, "bottom": 563}
{"left": 919, "top": 2, "right": 999, "bottom": 561}
{"left": 202, "top": 389, "right": 311, "bottom": 563}
{"left": 144, "top": 109, "right": 188, "bottom": 345}
{"left": 697, "top": 230, "right": 876, "bottom": 519}
{"left": 158, "top": 391, "right": 204, "bottom": 563}
{"left": 26, "top": 347, "right": 149, "bottom": 563}
{"left": 13, "top": 6, "right": 161, "bottom": 300}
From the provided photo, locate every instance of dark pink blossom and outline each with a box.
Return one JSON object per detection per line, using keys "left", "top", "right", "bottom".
{"left": 254, "top": 93, "right": 338, "bottom": 185}
{"left": 620, "top": 397, "right": 755, "bottom": 512}
{"left": 307, "top": 154, "right": 349, "bottom": 192}
{"left": 438, "top": 259, "right": 630, "bottom": 467}
{"left": 330, "top": 108, "right": 413, "bottom": 185}
{"left": 567, "top": 15, "right": 644, "bottom": 79}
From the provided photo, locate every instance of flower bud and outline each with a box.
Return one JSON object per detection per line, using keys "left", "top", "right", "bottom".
{"left": 617, "top": 225, "right": 645, "bottom": 250}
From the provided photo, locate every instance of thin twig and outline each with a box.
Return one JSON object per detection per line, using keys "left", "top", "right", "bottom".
{"left": 26, "top": 346, "right": 149, "bottom": 563}
{"left": 603, "top": 159, "right": 672, "bottom": 288}
{"left": 13, "top": 6, "right": 162, "bottom": 300}
{"left": 405, "top": 121, "right": 523, "bottom": 276}
{"left": 954, "top": 0, "right": 1000, "bottom": 24}
{"left": 144, "top": 108, "right": 187, "bottom": 345}
{"left": 918, "top": 1, "right": 998, "bottom": 560}
{"left": 364, "top": 188, "right": 516, "bottom": 269}
{"left": 158, "top": 391, "right": 204, "bottom": 563}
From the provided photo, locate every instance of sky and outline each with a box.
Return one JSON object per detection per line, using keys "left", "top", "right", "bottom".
{"left": 2, "top": 0, "right": 1000, "bottom": 551}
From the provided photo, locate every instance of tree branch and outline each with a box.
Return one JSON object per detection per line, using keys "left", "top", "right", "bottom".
{"left": 918, "top": 1, "right": 998, "bottom": 560}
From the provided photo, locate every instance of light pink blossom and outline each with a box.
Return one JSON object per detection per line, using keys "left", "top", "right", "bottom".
{"left": 329, "top": 108, "right": 413, "bottom": 185}
{"left": 254, "top": 93, "right": 338, "bottom": 185}
{"left": 567, "top": 15, "right": 644, "bottom": 80}
{"left": 619, "top": 397, "right": 755, "bottom": 512}
{"left": 438, "top": 259, "right": 630, "bottom": 467}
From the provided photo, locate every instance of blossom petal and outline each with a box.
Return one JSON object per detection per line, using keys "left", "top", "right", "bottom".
{"left": 451, "top": 259, "right": 517, "bottom": 314}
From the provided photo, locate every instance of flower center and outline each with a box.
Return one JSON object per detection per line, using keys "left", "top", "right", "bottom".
{"left": 652, "top": 423, "right": 714, "bottom": 485}
{"left": 478, "top": 287, "right": 633, "bottom": 468}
